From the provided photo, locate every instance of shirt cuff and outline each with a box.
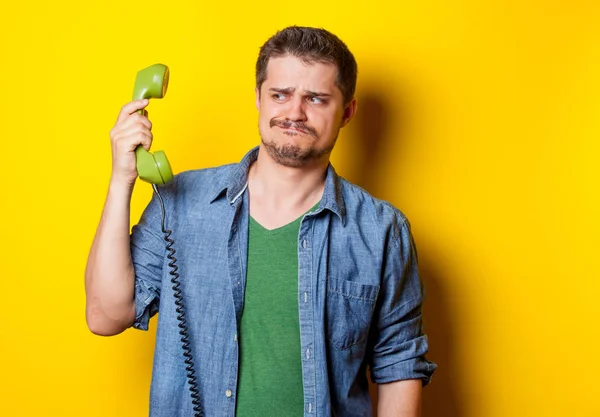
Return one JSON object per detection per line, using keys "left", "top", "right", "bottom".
{"left": 369, "top": 334, "right": 438, "bottom": 386}
{"left": 370, "top": 355, "right": 437, "bottom": 386}
{"left": 132, "top": 278, "right": 159, "bottom": 331}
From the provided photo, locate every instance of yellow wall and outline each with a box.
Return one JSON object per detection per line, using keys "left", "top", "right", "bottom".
{"left": 2, "top": 1, "right": 599, "bottom": 416}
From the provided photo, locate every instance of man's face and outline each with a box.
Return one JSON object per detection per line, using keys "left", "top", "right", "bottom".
{"left": 256, "top": 55, "right": 356, "bottom": 168}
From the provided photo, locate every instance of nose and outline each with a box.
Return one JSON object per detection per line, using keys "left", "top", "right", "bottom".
{"left": 285, "top": 96, "right": 307, "bottom": 122}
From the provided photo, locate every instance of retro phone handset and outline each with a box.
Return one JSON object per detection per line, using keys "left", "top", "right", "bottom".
{"left": 132, "top": 64, "right": 203, "bottom": 416}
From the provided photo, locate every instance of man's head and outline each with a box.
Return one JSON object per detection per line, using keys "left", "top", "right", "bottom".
{"left": 255, "top": 26, "right": 358, "bottom": 168}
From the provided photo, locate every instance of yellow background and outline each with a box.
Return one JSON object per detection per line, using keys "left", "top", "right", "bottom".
{"left": 1, "top": 1, "right": 599, "bottom": 416}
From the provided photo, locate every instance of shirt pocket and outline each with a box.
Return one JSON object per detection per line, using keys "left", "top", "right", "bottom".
{"left": 325, "top": 276, "right": 380, "bottom": 351}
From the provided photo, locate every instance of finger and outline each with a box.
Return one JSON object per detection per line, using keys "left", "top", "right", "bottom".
{"left": 112, "top": 113, "right": 152, "bottom": 135}
{"left": 136, "top": 133, "right": 153, "bottom": 152}
{"left": 116, "top": 99, "right": 149, "bottom": 124}
{"left": 124, "top": 112, "right": 152, "bottom": 130}
{"left": 116, "top": 131, "right": 153, "bottom": 153}
{"left": 115, "top": 124, "right": 153, "bottom": 144}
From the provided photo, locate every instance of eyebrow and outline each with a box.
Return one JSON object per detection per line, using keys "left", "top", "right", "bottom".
{"left": 269, "top": 87, "right": 332, "bottom": 97}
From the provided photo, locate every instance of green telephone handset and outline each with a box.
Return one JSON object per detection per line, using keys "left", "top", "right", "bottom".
{"left": 131, "top": 64, "right": 202, "bottom": 415}
{"left": 132, "top": 63, "right": 174, "bottom": 185}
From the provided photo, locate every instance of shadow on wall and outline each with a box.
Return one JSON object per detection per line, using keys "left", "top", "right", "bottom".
{"left": 349, "top": 87, "right": 463, "bottom": 417}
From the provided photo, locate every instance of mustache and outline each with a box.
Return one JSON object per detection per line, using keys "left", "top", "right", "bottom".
{"left": 270, "top": 119, "right": 318, "bottom": 137}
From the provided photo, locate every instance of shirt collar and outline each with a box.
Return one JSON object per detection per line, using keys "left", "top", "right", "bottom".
{"left": 210, "top": 146, "right": 346, "bottom": 224}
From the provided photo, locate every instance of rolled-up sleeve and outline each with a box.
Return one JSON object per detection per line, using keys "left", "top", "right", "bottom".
{"left": 368, "top": 217, "right": 437, "bottom": 386}
{"left": 129, "top": 182, "right": 175, "bottom": 331}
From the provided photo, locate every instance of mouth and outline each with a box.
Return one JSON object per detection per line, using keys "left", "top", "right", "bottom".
{"left": 279, "top": 126, "right": 308, "bottom": 134}
{"left": 270, "top": 119, "right": 317, "bottom": 137}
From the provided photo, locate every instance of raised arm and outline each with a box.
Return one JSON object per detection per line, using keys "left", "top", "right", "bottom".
{"left": 84, "top": 99, "right": 152, "bottom": 336}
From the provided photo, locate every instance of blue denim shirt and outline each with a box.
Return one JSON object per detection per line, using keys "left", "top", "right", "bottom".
{"left": 130, "top": 146, "right": 437, "bottom": 417}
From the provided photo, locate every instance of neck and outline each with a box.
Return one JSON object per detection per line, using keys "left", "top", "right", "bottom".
{"left": 248, "top": 144, "right": 327, "bottom": 212}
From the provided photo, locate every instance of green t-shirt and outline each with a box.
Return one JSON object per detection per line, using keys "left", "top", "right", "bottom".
{"left": 236, "top": 204, "right": 318, "bottom": 416}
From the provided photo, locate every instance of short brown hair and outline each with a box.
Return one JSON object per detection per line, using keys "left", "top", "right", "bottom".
{"left": 256, "top": 26, "right": 358, "bottom": 104}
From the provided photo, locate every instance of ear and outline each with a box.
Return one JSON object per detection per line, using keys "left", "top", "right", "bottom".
{"left": 255, "top": 87, "right": 261, "bottom": 110}
{"left": 340, "top": 98, "right": 357, "bottom": 128}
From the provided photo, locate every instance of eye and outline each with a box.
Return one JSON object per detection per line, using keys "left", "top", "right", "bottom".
{"left": 308, "top": 96, "right": 325, "bottom": 104}
{"left": 272, "top": 93, "right": 286, "bottom": 101}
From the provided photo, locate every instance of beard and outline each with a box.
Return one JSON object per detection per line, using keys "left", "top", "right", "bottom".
{"left": 260, "top": 119, "right": 337, "bottom": 168}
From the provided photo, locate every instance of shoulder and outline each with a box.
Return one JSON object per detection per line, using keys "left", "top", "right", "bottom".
{"left": 157, "top": 162, "right": 237, "bottom": 204}
{"left": 337, "top": 176, "right": 411, "bottom": 241}
{"left": 174, "top": 163, "right": 236, "bottom": 188}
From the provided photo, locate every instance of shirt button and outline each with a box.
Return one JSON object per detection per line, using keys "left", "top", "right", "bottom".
{"left": 306, "top": 349, "right": 310, "bottom": 359}
{"left": 226, "top": 389, "right": 232, "bottom": 398}
{"left": 302, "top": 239, "right": 307, "bottom": 249}
{"left": 234, "top": 334, "right": 238, "bottom": 342}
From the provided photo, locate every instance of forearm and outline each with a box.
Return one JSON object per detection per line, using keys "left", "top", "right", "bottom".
{"left": 85, "top": 181, "right": 136, "bottom": 336}
{"left": 377, "top": 379, "right": 422, "bottom": 417}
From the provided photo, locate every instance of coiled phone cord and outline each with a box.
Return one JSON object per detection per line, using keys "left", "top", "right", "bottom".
{"left": 152, "top": 184, "right": 203, "bottom": 417}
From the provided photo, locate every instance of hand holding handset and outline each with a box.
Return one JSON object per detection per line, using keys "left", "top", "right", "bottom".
{"left": 132, "top": 63, "right": 173, "bottom": 185}
{"left": 131, "top": 64, "right": 202, "bottom": 416}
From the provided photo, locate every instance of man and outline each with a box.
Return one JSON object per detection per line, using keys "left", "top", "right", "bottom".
{"left": 85, "top": 26, "right": 437, "bottom": 416}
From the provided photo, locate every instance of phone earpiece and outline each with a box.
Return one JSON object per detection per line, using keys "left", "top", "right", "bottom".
{"left": 132, "top": 63, "right": 173, "bottom": 185}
